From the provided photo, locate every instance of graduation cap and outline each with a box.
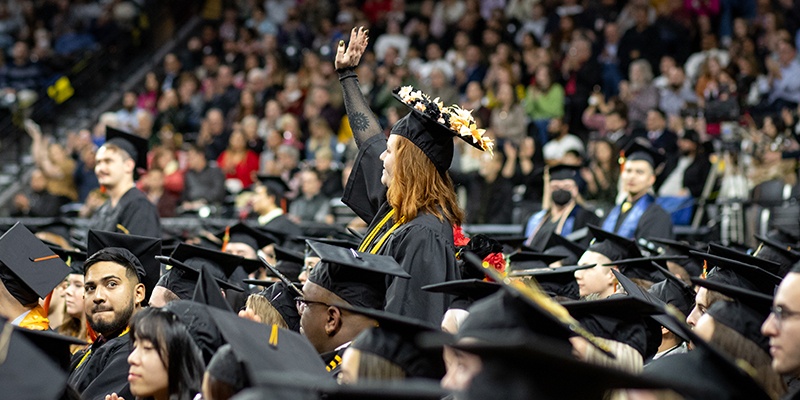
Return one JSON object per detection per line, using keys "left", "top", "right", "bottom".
{"left": 606, "top": 255, "right": 685, "bottom": 283}
{"left": 258, "top": 281, "right": 301, "bottom": 332}
{"left": 391, "top": 86, "right": 491, "bottom": 177}
{"left": 0, "top": 318, "right": 69, "bottom": 400}
{"left": 548, "top": 164, "right": 582, "bottom": 182}
{"left": 339, "top": 303, "right": 446, "bottom": 379}
{"left": 274, "top": 245, "right": 304, "bottom": 280}
{"left": 105, "top": 126, "right": 148, "bottom": 173}
{"left": 510, "top": 264, "right": 593, "bottom": 300}
{"left": 0, "top": 222, "right": 70, "bottom": 305}
{"left": 586, "top": 225, "right": 643, "bottom": 262}
{"left": 218, "top": 223, "right": 278, "bottom": 252}
{"left": 491, "top": 235, "right": 529, "bottom": 253}
{"left": 306, "top": 241, "right": 410, "bottom": 309}
{"left": 453, "top": 332, "right": 671, "bottom": 400}
{"left": 206, "top": 306, "right": 328, "bottom": 384}
{"left": 507, "top": 250, "right": 565, "bottom": 271}
{"left": 206, "top": 344, "right": 247, "bottom": 393}
{"left": 299, "top": 236, "right": 361, "bottom": 257}
{"left": 562, "top": 295, "right": 664, "bottom": 359}
{"left": 540, "top": 232, "right": 587, "bottom": 266}
{"left": 421, "top": 279, "right": 501, "bottom": 310}
{"left": 232, "top": 376, "right": 448, "bottom": 400}
{"left": 15, "top": 325, "right": 87, "bottom": 370}
{"left": 48, "top": 246, "right": 87, "bottom": 275}
{"left": 163, "top": 300, "right": 225, "bottom": 365}
{"left": 707, "top": 243, "right": 781, "bottom": 276}
{"left": 753, "top": 234, "right": 800, "bottom": 277}
{"left": 646, "top": 262, "right": 696, "bottom": 318}
{"left": 87, "top": 229, "right": 161, "bottom": 305}
{"left": 26, "top": 218, "right": 72, "bottom": 244}
{"left": 256, "top": 175, "right": 290, "bottom": 199}
{"left": 689, "top": 251, "right": 782, "bottom": 295}
{"left": 648, "top": 237, "right": 705, "bottom": 278}
{"left": 642, "top": 312, "right": 771, "bottom": 400}
{"left": 460, "top": 252, "right": 616, "bottom": 357}
{"left": 192, "top": 262, "right": 235, "bottom": 312}
{"left": 691, "top": 277, "right": 773, "bottom": 354}
{"left": 623, "top": 137, "right": 665, "bottom": 170}
{"left": 155, "top": 244, "right": 245, "bottom": 301}
{"left": 612, "top": 269, "right": 693, "bottom": 344}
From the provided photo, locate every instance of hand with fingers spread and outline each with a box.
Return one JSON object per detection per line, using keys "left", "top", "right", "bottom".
{"left": 105, "top": 393, "right": 125, "bottom": 400}
{"left": 335, "top": 26, "right": 369, "bottom": 70}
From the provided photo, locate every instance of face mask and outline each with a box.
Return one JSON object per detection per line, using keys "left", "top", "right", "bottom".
{"left": 551, "top": 189, "right": 572, "bottom": 206}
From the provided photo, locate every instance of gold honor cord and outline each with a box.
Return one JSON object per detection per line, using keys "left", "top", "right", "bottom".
{"left": 474, "top": 254, "right": 615, "bottom": 358}
{"left": 359, "top": 209, "right": 405, "bottom": 254}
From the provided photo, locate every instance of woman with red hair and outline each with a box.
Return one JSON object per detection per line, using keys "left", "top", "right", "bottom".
{"left": 334, "top": 27, "right": 493, "bottom": 324}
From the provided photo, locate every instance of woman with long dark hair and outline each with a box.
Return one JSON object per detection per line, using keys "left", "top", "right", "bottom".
{"left": 334, "top": 27, "right": 492, "bottom": 324}
{"left": 105, "top": 307, "right": 204, "bottom": 400}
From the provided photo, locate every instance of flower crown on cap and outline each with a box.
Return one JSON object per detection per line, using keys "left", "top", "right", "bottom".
{"left": 395, "top": 85, "right": 494, "bottom": 154}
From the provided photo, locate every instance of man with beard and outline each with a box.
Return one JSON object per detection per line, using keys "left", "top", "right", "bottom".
{"left": 68, "top": 247, "right": 148, "bottom": 399}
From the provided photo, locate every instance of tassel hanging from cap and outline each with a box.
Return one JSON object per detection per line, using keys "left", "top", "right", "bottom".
{"left": 221, "top": 226, "right": 231, "bottom": 253}
{"left": 701, "top": 260, "right": 708, "bottom": 279}
{"left": 269, "top": 324, "right": 279, "bottom": 348}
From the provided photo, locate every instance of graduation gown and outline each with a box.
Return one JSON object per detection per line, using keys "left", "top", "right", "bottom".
{"left": 342, "top": 135, "right": 458, "bottom": 326}
{"left": 68, "top": 329, "right": 132, "bottom": 400}
{"left": 525, "top": 205, "right": 600, "bottom": 249}
{"left": 321, "top": 346, "right": 347, "bottom": 379}
{"left": 603, "top": 195, "right": 674, "bottom": 241}
{"left": 337, "top": 68, "right": 457, "bottom": 326}
{"left": 89, "top": 187, "right": 161, "bottom": 238}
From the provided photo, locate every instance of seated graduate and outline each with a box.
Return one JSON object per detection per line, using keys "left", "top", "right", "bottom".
{"left": 601, "top": 138, "right": 673, "bottom": 241}
{"left": 573, "top": 226, "right": 643, "bottom": 300}
{"left": 299, "top": 241, "right": 410, "bottom": 379}
{"left": 523, "top": 164, "right": 600, "bottom": 249}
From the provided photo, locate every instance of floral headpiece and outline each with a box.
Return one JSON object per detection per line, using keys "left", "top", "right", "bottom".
{"left": 395, "top": 86, "right": 494, "bottom": 154}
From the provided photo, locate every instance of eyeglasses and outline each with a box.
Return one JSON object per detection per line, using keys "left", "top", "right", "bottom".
{"left": 295, "top": 296, "right": 332, "bottom": 313}
{"left": 770, "top": 305, "right": 800, "bottom": 326}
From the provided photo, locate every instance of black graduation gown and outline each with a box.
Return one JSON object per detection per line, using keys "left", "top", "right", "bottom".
{"left": 609, "top": 200, "right": 674, "bottom": 241}
{"left": 68, "top": 331, "right": 132, "bottom": 400}
{"left": 342, "top": 135, "right": 458, "bottom": 326}
{"left": 528, "top": 205, "right": 600, "bottom": 249}
{"left": 89, "top": 187, "right": 161, "bottom": 238}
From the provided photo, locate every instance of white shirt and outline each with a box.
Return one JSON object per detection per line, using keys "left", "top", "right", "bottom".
{"left": 11, "top": 309, "right": 31, "bottom": 326}
{"left": 257, "top": 208, "right": 284, "bottom": 226}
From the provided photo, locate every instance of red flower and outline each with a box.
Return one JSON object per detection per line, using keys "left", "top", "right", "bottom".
{"left": 453, "top": 225, "right": 470, "bottom": 247}
{"left": 482, "top": 252, "right": 506, "bottom": 282}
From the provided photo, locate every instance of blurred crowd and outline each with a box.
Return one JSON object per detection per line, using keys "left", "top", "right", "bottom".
{"left": 12, "top": 0, "right": 800, "bottom": 230}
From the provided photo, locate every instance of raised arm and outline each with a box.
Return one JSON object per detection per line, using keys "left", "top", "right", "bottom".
{"left": 336, "top": 27, "right": 383, "bottom": 148}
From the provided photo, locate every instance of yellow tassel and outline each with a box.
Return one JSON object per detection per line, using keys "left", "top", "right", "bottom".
{"left": 116, "top": 224, "right": 130, "bottom": 235}
{"left": 269, "top": 324, "right": 278, "bottom": 347}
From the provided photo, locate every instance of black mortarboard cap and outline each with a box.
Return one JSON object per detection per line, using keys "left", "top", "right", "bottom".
{"left": 753, "top": 234, "right": 800, "bottom": 277}
{"left": 774, "top": 225, "right": 800, "bottom": 245}
{"left": 307, "top": 241, "right": 410, "bottom": 309}
{"left": 341, "top": 304, "right": 446, "bottom": 379}
{"left": 206, "top": 344, "right": 247, "bottom": 391}
{"left": 691, "top": 277, "right": 773, "bottom": 354}
{"left": 0, "top": 222, "right": 70, "bottom": 303}
{"left": 455, "top": 332, "right": 670, "bottom": 400}
{"left": 607, "top": 255, "right": 685, "bottom": 283}
{"left": 391, "top": 86, "right": 488, "bottom": 176}
{"left": 648, "top": 237, "right": 705, "bottom": 278}
{"left": 647, "top": 274, "right": 696, "bottom": 319}
{"left": 218, "top": 223, "right": 278, "bottom": 252}
{"left": 563, "top": 295, "right": 663, "bottom": 358}
{"left": 231, "top": 376, "right": 448, "bottom": 400}
{"left": 87, "top": 229, "right": 161, "bottom": 304}
{"left": 163, "top": 300, "right": 224, "bottom": 365}
{"left": 548, "top": 164, "right": 581, "bottom": 181}
{"left": 48, "top": 246, "right": 87, "bottom": 275}
{"left": 586, "top": 225, "right": 642, "bottom": 262}
{"left": 155, "top": 244, "right": 245, "bottom": 300}
{"left": 105, "top": 126, "right": 149, "bottom": 172}
{"left": 0, "top": 318, "right": 68, "bottom": 400}
{"left": 274, "top": 245, "right": 304, "bottom": 281}
{"left": 510, "top": 264, "right": 593, "bottom": 300}
{"left": 507, "top": 250, "right": 565, "bottom": 271}
{"left": 192, "top": 263, "right": 235, "bottom": 312}
{"left": 26, "top": 218, "right": 72, "bottom": 243}
{"left": 491, "top": 235, "right": 529, "bottom": 253}
{"left": 459, "top": 252, "right": 615, "bottom": 357}
{"left": 298, "top": 237, "right": 360, "bottom": 257}
{"left": 612, "top": 269, "right": 692, "bottom": 344}
{"left": 623, "top": 137, "right": 665, "bottom": 169}
{"left": 642, "top": 311, "right": 771, "bottom": 400}
{"left": 421, "top": 279, "right": 501, "bottom": 310}
{"left": 260, "top": 281, "right": 301, "bottom": 332}
{"left": 206, "top": 306, "right": 328, "bottom": 383}
{"left": 257, "top": 175, "right": 290, "bottom": 198}
{"left": 540, "top": 232, "right": 587, "bottom": 265}
{"left": 690, "top": 250, "right": 782, "bottom": 295}
{"left": 15, "top": 325, "right": 87, "bottom": 370}
{"left": 707, "top": 243, "right": 781, "bottom": 276}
